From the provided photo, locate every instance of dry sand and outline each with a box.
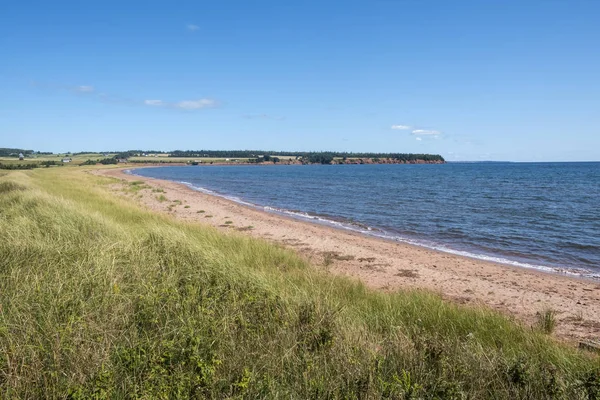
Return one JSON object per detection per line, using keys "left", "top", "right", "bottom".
{"left": 97, "top": 167, "right": 600, "bottom": 343}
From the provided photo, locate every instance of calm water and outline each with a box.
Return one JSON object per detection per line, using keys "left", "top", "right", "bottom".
{"left": 132, "top": 163, "right": 600, "bottom": 278}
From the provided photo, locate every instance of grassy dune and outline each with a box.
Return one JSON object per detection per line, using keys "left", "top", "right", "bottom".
{"left": 0, "top": 168, "right": 598, "bottom": 399}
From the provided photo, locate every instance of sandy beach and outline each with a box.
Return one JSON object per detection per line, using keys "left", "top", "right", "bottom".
{"left": 98, "top": 167, "right": 600, "bottom": 343}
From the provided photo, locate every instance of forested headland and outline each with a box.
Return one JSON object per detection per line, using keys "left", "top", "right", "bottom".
{"left": 1, "top": 148, "right": 445, "bottom": 168}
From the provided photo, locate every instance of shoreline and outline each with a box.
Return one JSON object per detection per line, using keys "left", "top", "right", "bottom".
{"left": 98, "top": 166, "right": 600, "bottom": 343}
{"left": 150, "top": 174, "right": 599, "bottom": 282}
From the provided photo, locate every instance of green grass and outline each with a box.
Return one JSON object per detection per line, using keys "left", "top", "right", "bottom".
{"left": 0, "top": 153, "right": 117, "bottom": 166}
{"left": 156, "top": 194, "right": 168, "bottom": 202}
{"left": 0, "top": 168, "right": 598, "bottom": 398}
{"left": 123, "top": 180, "right": 151, "bottom": 194}
{"left": 537, "top": 309, "right": 558, "bottom": 335}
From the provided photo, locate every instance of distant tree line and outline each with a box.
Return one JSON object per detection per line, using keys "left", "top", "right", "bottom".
{"left": 80, "top": 158, "right": 118, "bottom": 165}
{"left": 0, "top": 163, "right": 37, "bottom": 170}
{"left": 248, "top": 155, "right": 281, "bottom": 164}
{"left": 168, "top": 150, "right": 445, "bottom": 163}
{"left": 0, "top": 148, "right": 57, "bottom": 157}
{"left": 304, "top": 153, "right": 334, "bottom": 164}
{"left": 0, "top": 161, "right": 64, "bottom": 170}
{"left": 0, "top": 148, "right": 34, "bottom": 157}
{"left": 90, "top": 150, "right": 168, "bottom": 156}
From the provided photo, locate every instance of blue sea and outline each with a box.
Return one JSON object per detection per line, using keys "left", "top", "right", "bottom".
{"left": 131, "top": 163, "right": 600, "bottom": 279}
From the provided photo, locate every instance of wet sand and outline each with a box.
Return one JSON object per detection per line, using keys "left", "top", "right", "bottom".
{"left": 97, "top": 167, "right": 600, "bottom": 343}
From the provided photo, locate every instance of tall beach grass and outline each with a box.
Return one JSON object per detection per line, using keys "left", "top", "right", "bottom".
{"left": 0, "top": 168, "right": 598, "bottom": 398}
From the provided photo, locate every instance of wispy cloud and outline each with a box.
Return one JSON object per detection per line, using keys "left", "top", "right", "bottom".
{"left": 144, "top": 100, "right": 164, "bottom": 106}
{"left": 76, "top": 85, "right": 94, "bottom": 93}
{"left": 143, "top": 98, "right": 218, "bottom": 110}
{"left": 175, "top": 99, "right": 216, "bottom": 110}
{"left": 412, "top": 129, "right": 441, "bottom": 136}
{"left": 391, "top": 123, "right": 444, "bottom": 138}
{"left": 31, "top": 81, "right": 101, "bottom": 97}
{"left": 32, "top": 80, "right": 219, "bottom": 112}
{"left": 187, "top": 24, "right": 199, "bottom": 31}
{"left": 243, "top": 114, "right": 285, "bottom": 121}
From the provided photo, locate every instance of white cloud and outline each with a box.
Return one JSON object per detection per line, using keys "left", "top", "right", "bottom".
{"left": 144, "top": 100, "right": 164, "bottom": 106}
{"left": 243, "top": 114, "right": 285, "bottom": 120}
{"left": 143, "top": 98, "right": 218, "bottom": 110}
{"left": 391, "top": 124, "right": 411, "bottom": 130}
{"left": 33, "top": 80, "right": 219, "bottom": 112}
{"left": 416, "top": 137, "right": 422, "bottom": 141}
{"left": 175, "top": 99, "right": 216, "bottom": 110}
{"left": 412, "top": 129, "right": 441, "bottom": 135}
{"left": 76, "top": 85, "right": 94, "bottom": 93}
{"left": 187, "top": 24, "right": 199, "bottom": 31}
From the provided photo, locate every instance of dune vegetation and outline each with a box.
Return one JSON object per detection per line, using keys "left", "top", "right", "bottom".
{"left": 0, "top": 167, "right": 598, "bottom": 399}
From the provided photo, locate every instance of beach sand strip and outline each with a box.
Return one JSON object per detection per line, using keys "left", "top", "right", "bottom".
{"left": 97, "top": 167, "right": 600, "bottom": 343}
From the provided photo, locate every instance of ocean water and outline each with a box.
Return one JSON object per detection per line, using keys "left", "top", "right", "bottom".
{"left": 131, "top": 163, "right": 600, "bottom": 278}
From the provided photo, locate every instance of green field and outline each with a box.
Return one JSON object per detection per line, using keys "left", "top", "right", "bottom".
{"left": 0, "top": 167, "right": 598, "bottom": 398}
{"left": 0, "top": 153, "right": 116, "bottom": 166}
{"left": 0, "top": 154, "right": 264, "bottom": 167}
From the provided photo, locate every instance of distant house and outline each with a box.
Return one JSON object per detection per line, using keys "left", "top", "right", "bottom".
{"left": 62, "top": 158, "right": 72, "bottom": 163}
{"left": 117, "top": 158, "right": 128, "bottom": 163}
{"left": 18, "top": 153, "right": 24, "bottom": 160}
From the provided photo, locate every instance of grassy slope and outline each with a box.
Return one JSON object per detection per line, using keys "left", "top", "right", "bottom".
{"left": 0, "top": 168, "right": 598, "bottom": 399}
{"left": 0, "top": 153, "right": 109, "bottom": 165}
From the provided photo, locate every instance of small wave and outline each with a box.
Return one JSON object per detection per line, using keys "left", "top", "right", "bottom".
{"left": 178, "top": 181, "right": 257, "bottom": 208}
{"left": 558, "top": 242, "right": 599, "bottom": 251}
{"left": 269, "top": 208, "right": 600, "bottom": 279}
{"left": 247, "top": 203, "right": 600, "bottom": 279}
{"left": 263, "top": 206, "right": 367, "bottom": 229}
{"left": 365, "top": 232, "right": 600, "bottom": 279}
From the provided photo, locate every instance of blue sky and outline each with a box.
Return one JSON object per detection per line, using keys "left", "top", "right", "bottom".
{"left": 1, "top": 0, "right": 599, "bottom": 161}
